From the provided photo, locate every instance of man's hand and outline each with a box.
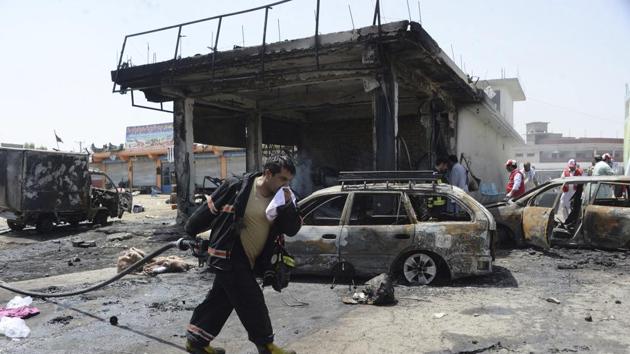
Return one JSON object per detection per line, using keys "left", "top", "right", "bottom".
{"left": 283, "top": 187, "right": 292, "bottom": 205}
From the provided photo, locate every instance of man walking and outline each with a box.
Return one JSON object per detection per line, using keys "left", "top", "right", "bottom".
{"left": 183, "top": 156, "right": 301, "bottom": 354}
{"left": 593, "top": 153, "right": 614, "bottom": 176}
{"left": 505, "top": 159, "right": 525, "bottom": 200}
{"left": 521, "top": 162, "right": 538, "bottom": 191}
{"left": 558, "top": 159, "right": 582, "bottom": 221}
{"left": 447, "top": 155, "right": 469, "bottom": 192}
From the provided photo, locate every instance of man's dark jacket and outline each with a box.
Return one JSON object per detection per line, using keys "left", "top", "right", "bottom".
{"left": 184, "top": 172, "right": 301, "bottom": 274}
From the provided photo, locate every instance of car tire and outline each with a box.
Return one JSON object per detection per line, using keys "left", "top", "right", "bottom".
{"left": 36, "top": 215, "right": 55, "bottom": 234}
{"left": 7, "top": 220, "right": 25, "bottom": 231}
{"left": 401, "top": 252, "right": 440, "bottom": 285}
{"left": 93, "top": 211, "right": 109, "bottom": 226}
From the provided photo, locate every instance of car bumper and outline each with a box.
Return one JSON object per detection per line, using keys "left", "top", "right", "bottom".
{"left": 448, "top": 254, "right": 493, "bottom": 279}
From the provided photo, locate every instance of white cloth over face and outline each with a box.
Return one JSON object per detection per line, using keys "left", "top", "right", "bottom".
{"left": 265, "top": 187, "right": 297, "bottom": 221}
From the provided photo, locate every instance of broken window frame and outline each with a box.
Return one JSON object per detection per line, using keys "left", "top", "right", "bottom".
{"left": 346, "top": 192, "right": 411, "bottom": 226}
{"left": 301, "top": 194, "right": 349, "bottom": 226}
{"left": 406, "top": 192, "right": 474, "bottom": 223}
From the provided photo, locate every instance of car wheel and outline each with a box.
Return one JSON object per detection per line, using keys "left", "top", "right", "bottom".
{"left": 402, "top": 252, "right": 439, "bottom": 285}
{"left": 7, "top": 220, "right": 25, "bottom": 231}
{"left": 93, "top": 211, "right": 109, "bottom": 226}
{"left": 36, "top": 215, "right": 55, "bottom": 234}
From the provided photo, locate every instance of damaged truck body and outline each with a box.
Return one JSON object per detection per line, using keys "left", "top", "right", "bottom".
{"left": 488, "top": 176, "right": 630, "bottom": 250}
{"left": 0, "top": 148, "right": 132, "bottom": 233}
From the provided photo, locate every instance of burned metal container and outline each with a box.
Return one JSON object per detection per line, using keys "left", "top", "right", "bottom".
{"left": 0, "top": 148, "right": 130, "bottom": 233}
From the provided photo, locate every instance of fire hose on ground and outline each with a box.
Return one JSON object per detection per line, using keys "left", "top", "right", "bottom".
{"left": 0, "top": 238, "right": 193, "bottom": 298}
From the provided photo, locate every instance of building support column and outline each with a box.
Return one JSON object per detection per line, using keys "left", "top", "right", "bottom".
{"left": 174, "top": 98, "right": 196, "bottom": 224}
{"left": 155, "top": 159, "right": 162, "bottom": 191}
{"left": 219, "top": 154, "right": 228, "bottom": 179}
{"left": 246, "top": 112, "right": 263, "bottom": 173}
{"left": 372, "top": 65, "right": 399, "bottom": 170}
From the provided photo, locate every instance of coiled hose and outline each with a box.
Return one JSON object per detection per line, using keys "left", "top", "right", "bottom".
{"left": 0, "top": 238, "right": 191, "bottom": 298}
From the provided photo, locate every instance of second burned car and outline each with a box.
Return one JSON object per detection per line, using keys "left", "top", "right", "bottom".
{"left": 488, "top": 176, "right": 630, "bottom": 250}
{"left": 285, "top": 171, "right": 495, "bottom": 285}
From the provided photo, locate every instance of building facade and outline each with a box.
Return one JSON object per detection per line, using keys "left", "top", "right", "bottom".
{"left": 457, "top": 78, "right": 526, "bottom": 200}
{"left": 514, "top": 121, "right": 624, "bottom": 180}
{"left": 90, "top": 123, "right": 245, "bottom": 193}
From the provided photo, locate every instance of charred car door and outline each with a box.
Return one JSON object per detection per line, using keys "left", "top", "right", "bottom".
{"left": 583, "top": 182, "right": 630, "bottom": 248}
{"left": 285, "top": 194, "right": 348, "bottom": 274}
{"left": 339, "top": 192, "right": 414, "bottom": 275}
{"left": 521, "top": 184, "right": 561, "bottom": 249}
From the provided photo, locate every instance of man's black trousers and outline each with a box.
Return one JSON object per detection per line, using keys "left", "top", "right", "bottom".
{"left": 186, "top": 241, "right": 274, "bottom": 347}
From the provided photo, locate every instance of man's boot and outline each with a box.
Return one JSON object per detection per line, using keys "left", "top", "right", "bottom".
{"left": 185, "top": 340, "right": 226, "bottom": 354}
{"left": 256, "top": 342, "right": 296, "bottom": 354}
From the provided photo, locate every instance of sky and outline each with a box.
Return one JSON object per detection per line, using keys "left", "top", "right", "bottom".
{"left": 0, "top": 0, "right": 629, "bottom": 152}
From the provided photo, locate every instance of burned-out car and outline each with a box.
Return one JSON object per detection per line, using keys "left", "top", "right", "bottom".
{"left": 285, "top": 172, "right": 495, "bottom": 285}
{"left": 488, "top": 176, "right": 630, "bottom": 249}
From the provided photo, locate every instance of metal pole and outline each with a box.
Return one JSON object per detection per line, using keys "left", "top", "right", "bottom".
{"left": 174, "top": 26, "right": 182, "bottom": 60}
{"left": 315, "top": 0, "right": 320, "bottom": 69}
{"left": 212, "top": 17, "right": 222, "bottom": 78}
{"left": 372, "top": 0, "right": 379, "bottom": 25}
{"left": 348, "top": 4, "right": 355, "bottom": 30}
{"left": 112, "top": 37, "right": 128, "bottom": 92}
{"left": 261, "top": 7, "right": 269, "bottom": 74}
{"left": 277, "top": 18, "right": 281, "bottom": 41}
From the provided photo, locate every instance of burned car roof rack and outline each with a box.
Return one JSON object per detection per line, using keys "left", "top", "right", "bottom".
{"left": 338, "top": 171, "right": 444, "bottom": 191}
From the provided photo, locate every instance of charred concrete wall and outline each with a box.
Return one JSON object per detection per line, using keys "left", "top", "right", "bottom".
{"left": 300, "top": 118, "right": 373, "bottom": 174}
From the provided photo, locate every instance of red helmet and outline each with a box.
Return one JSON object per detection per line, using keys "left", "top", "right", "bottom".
{"left": 505, "top": 159, "right": 517, "bottom": 167}
{"left": 602, "top": 153, "right": 612, "bottom": 161}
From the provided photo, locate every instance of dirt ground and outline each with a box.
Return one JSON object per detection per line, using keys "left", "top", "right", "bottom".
{"left": 1, "top": 195, "right": 630, "bottom": 353}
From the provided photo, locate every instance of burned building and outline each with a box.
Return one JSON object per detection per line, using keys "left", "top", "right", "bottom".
{"left": 110, "top": 3, "right": 523, "bottom": 220}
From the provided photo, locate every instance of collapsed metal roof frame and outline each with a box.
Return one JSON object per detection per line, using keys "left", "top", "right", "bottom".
{"left": 111, "top": 0, "right": 481, "bottom": 114}
{"left": 110, "top": 0, "right": 492, "bottom": 220}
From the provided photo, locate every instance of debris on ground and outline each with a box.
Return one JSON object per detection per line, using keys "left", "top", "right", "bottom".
{"left": 106, "top": 232, "right": 133, "bottom": 242}
{"left": 433, "top": 312, "right": 447, "bottom": 319}
{"left": 546, "top": 297, "right": 561, "bottom": 304}
{"left": 585, "top": 315, "right": 593, "bottom": 322}
{"left": 48, "top": 316, "right": 73, "bottom": 325}
{"left": 459, "top": 341, "right": 510, "bottom": 354}
{"left": 143, "top": 256, "right": 193, "bottom": 275}
{"left": 116, "top": 248, "right": 193, "bottom": 275}
{"left": 341, "top": 273, "right": 396, "bottom": 306}
{"left": 109, "top": 316, "right": 118, "bottom": 326}
{"left": 0, "top": 316, "right": 30, "bottom": 338}
{"left": 0, "top": 296, "right": 39, "bottom": 320}
{"left": 5, "top": 296, "right": 32, "bottom": 309}
{"left": 557, "top": 263, "right": 580, "bottom": 270}
{"left": 116, "top": 248, "right": 146, "bottom": 273}
{"left": 132, "top": 204, "right": 145, "bottom": 213}
{"left": 72, "top": 240, "right": 96, "bottom": 248}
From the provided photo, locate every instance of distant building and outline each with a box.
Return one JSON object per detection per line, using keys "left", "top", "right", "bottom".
{"left": 514, "top": 121, "right": 623, "bottom": 179}
{"left": 90, "top": 123, "right": 245, "bottom": 193}
{"left": 0, "top": 143, "right": 24, "bottom": 149}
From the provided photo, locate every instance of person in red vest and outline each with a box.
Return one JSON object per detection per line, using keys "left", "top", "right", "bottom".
{"left": 558, "top": 159, "right": 583, "bottom": 221}
{"left": 505, "top": 159, "right": 525, "bottom": 199}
